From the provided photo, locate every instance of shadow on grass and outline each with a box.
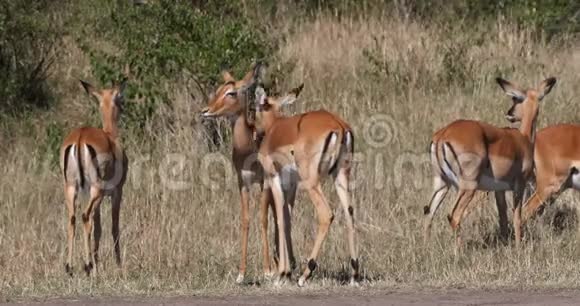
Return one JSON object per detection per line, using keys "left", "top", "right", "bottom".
{"left": 317, "top": 265, "right": 384, "bottom": 285}
{"left": 463, "top": 231, "right": 511, "bottom": 251}
{"left": 523, "top": 203, "right": 578, "bottom": 241}
{"left": 240, "top": 262, "right": 383, "bottom": 287}
{"left": 463, "top": 202, "right": 579, "bottom": 250}
{"left": 546, "top": 205, "right": 577, "bottom": 235}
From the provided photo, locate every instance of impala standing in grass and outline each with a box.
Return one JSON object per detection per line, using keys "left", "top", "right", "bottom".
{"left": 517, "top": 124, "right": 580, "bottom": 224}
{"left": 60, "top": 78, "right": 129, "bottom": 276}
{"left": 201, "top": 64, "right": 298, "bottom": 283}
{"left": 254, "top": 84, "right": 359, "bottom": 286}
{"left": 423, "top": 77, "right": 556, "bottom": 246}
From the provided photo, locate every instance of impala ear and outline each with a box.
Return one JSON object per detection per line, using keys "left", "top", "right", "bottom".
{"left": 80, "top": 80, "right": 100, "bottom": 99}
{"left": 236, "top": 63, "right": 265, "bottom": 98}
{"left": 80, "top": 80, "right": 94, "bottom": 95}
{"left": 537, "top": 77, "right": 557, "bottom": 101}
{"left": 240, "top": 62, "right": 265, "bottom": 88}
{"left": 278, "top": 83, "right": 304, "bottom": 106}
{"left": 496, "top": 78, "right": 526, "bottom": 101}
{"left": 241, "top": 64, "right": 256, "bottom": 84}
{"left": 222, "top": 70, "right": 235, "bottom": 83}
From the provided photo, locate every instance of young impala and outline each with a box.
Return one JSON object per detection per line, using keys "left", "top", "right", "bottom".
{"left": 60, "top": 78, "right": 129, "bottom": 276}
{"left": 254, "top": 84, "right": 359, "bottom": 286}
{"left": 519, "top": 124, "right": 580, "bottom": 224}
{"left": 200, "top": 64, "right": 297, "bottom": 283}
{"left": 423, "top": 77, "right": 556, "bottom": 246}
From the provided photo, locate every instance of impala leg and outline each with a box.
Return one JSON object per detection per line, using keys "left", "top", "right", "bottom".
{"left": 82, "top": 187, "right": 104, "bottom": 276}
{"left": 111, "top": 188, "right": 123, "bottom": 267}
{"left": 270, "top": 175, "right": 290, "bottom": 283}
{"left": 423, "top": 176, "right": 449, "bottom": 242}
{"left": 335, "top": 167, "right": 359, "bottom": 285}
{"left": 521, "top": 179, "right": 563, "bottom": 224}
{"left": 528, "top": 192, "right": 556, "bottom": 219}
{"left": 448, "top": 190, "right": 476, "bottom": 247}
{"left": 259, "top": 186, "right": 273, "bottom": 278}
{"left": 494, "top": 192, "right": 509, "bottom": 241}
{"left": 92, "top": 204, "right": 102, "bottom": 271}
{"left": 283, "top": 179, "right": 297, "bottom": 273}
{"left": 64, "top": 184, "right": 77, "bottom": 276}
{"left": 236, "top": 183, "right": 251, "bottom": 284}
{"left": 270, "top": 195, "right": 280, "bottom": 270}
{"left": 299, "top": 183, "right": 333, "bottom": 287}
{"left": 513, "top": 183, "right": 524, "bottom": 247}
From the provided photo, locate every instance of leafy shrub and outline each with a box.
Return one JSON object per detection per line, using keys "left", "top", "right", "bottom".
{"left": 76, "top": 0, "right": 271, "bottom": 133}
{"left": 0, "top": 0, "right": 60, "bottom": 117}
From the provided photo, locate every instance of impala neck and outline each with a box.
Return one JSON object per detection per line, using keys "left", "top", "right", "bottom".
{"left": 519, "top": 111, "right": 537, "bottom": 144}
{"left": 259, "top": 109, "right": 282, "bottom": 134}
{"left": 231, "top": 112, "right": 255, "bottom": 151}
{"left": 102, "top": 111, "right": 119, "bottom": 140}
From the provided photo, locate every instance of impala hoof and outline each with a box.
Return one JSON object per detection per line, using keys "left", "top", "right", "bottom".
{"left": 83, "top": 262, "right": 93, "bottom": 276}
{"left": 236, "top": 273, "right": 245, "bottom": 284}
{"left": 274, "top": 275, "right": 287, "bottom": 287}
{"left": 298, "top": 276, "right": 307, "bottom": 287}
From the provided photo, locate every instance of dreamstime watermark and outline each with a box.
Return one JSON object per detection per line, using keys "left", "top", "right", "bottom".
{"left": 84, "top": 113, "right": 441, "bottom": 195}
{"left": 362, "top": 114, "right": 398, "bottom": 148}
{"left": 61, "top": 112, "right": 529, "bottom": 203}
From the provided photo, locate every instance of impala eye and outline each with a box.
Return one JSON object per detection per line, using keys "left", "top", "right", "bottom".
{"left": 226, "top": 91, "right": 237, "bottom": 97}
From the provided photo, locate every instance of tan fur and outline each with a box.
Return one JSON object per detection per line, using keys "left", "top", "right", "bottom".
{"left": 255, "top": 84, "right": 359, "bottom": 286}
{"left": 423, "top": 77, "right": 556, "bottom": 247}
{"left": 60, "top": 79, "right": 128, "bottom": 276}
{"left": 521, "top": 124, "right": 580, "bottom": 222}
{"left": 201, "top": 64, "right": 282, "bottom": 283}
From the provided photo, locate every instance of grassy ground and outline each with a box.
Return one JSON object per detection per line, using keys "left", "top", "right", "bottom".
{"left": 2, "top": 9, "right": 580, "bottom": 300}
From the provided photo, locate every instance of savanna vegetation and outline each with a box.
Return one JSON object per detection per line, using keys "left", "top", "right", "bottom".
{"left": 1, "top": 0, "right": 580, "bottom": 300}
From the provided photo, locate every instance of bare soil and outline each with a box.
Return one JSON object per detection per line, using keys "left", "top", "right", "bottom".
{"left": 10, "top": 289, "right": 580, "bottom": 306}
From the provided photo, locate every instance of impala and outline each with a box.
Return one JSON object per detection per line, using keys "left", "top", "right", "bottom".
{"left": 254, "top": 84, "right": 359, "bottom": 286}
{"left": 200, "top": 64, "right": 297, "bottom": 283}
{"left": 520, "top": 124, "right": 580, "bottom": 224}
{"left": 423, "top": 77, "right": 556, "bottom": 246}
{"left": 60, "top": 78, "right": 129, "bottom": 276}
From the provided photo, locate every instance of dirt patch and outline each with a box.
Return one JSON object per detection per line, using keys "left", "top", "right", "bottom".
{"left": 11, "top": 289, "right": 580, "bottom": 306}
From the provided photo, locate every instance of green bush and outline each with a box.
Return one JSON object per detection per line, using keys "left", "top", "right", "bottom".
{"left": 0, "top": 0, "right": 60, "bottom": 117}
{"left": 76, "top": 0, "right": 271, "bottom": 133}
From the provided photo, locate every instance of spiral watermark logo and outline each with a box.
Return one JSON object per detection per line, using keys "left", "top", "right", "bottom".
{"left": 363, "top": 114, "right": 397, "bottom": 148}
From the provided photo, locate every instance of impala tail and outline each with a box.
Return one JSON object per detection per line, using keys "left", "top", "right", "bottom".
{"left": 441, "top": 142, "right": 461, "bottom": 187}
{"left": 429, "top": 139, "right": 460, "bottom": 188}
{"left": 320, "top": 129, "right": 353, "bottom": 176}
{"left": 81, "top": 143, "right": 102, "bottom": 189}
{"left": 62, "top": 137, "right": 84, "bottom": 190}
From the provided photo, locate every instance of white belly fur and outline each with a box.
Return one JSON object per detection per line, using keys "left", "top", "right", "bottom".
{"left": 568, "top": 161, "right": 580, "bottom": 190}
{"left": 279, "top": 163, "right": 299, "bottom": 190}
{"left": 241, "top": 170, "right": 256, "bottom": 185}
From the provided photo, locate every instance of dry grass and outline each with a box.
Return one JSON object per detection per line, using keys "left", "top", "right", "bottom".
{"left": 2, "top": 12, "right": 580, "bottom": 300}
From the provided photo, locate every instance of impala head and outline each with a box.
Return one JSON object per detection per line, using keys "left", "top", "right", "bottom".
{"left": 80, "top": 78, "right": 128, "bottom": 123}
{"left": 201, "top": 63, "right": 263, "bottom": 118}
{"left": 254, "top": 83, "right": 304, "bottom": 132}
{"left": 496, "top": 77, "right": 557, "bottom": 123}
